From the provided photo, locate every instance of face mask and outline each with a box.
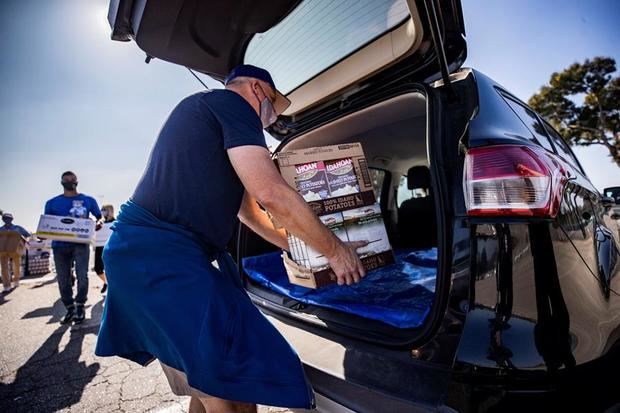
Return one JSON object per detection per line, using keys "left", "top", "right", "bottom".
{"left": 255, "top": 86, "right": 278, "bottom": 129}
{"left": 2, "top": 218, "right": 12, "bottom": 225}
{"left": 62, "top": 182, "right": 77, "bottom": 190}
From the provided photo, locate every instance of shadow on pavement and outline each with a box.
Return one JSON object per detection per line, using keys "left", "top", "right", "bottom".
{"left": 22, "top": 299, "right": 66, "bottom": 324}
{"left": 29, "top": 279, "right": 58, "bottom": 289}
{"left": 0, "top": 298, "right": 105, "bottom": 412}
{"left": 0, "top": 289, "right": 14, "bottom": 306}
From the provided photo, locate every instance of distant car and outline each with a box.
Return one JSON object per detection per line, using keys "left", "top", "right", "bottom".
{"left": 108, "top": 0, "right": 620, "bottom": 411}
{"left": 604, "top": 186, "right": 620, "bottom": 219}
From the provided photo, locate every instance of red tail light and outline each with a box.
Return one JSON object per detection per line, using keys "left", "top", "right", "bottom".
{"left": 463, "top": 145, "right": 568, "bottom": 217}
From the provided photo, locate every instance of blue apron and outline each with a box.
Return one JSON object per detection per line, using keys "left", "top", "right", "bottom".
{"left": 95, "top": 201, "right": 314, "bottom": 408}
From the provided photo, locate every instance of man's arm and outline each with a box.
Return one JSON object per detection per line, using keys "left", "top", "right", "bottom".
{"left": 228, "top": 145, "right": 366, "bottom": 285}
{"left": 238, "top": 191, "right": 288, "bottom": 251}
{"left": 90, "top": 198, "right": 102, "bottom": 221}
{"left": 17, "top": 226, "right": 31, "bottom": 238}
{"left": 89, "top": 198, "right": 103, "bottom": 230}
{"left": 44, "top": 200, "right": 52, "bottom": 215}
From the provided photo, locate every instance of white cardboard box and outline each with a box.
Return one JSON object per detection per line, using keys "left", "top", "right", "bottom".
{"left": 36, "top": 215, "right": 95, "bottom": 244}
{"left": 342, "top": 203, "right": 392, "bottom": 257}
{"left": 93, "top": 222, "right": 113, "bottom": 247}
{"left": 299, "top": 212, "right": 350, "bottom": 269}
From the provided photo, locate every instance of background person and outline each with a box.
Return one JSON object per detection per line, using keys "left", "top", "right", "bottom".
{"left": 44, "top": 171, "right": 102, "bottom": 324}
{"left": 94, "top": 204, "right": 115, "bottom": 293}
{"left": 0, "top": 212, "right": 31, "bottom": 293}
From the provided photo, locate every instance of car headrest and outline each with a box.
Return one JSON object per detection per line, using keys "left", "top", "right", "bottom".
{"left": 407, "top": 166, "right": 430, "bottom": 190}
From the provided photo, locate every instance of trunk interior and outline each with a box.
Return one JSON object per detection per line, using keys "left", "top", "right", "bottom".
{"left": 238, "top": 90, "right": 440, "bottom": 344}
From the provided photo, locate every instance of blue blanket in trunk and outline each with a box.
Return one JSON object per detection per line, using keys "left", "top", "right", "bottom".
{"left": 242, "top": 249, "right": 437, "bottom": 329}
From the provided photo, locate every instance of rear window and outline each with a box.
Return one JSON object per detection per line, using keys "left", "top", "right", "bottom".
{"left": 244, "top": 0, "right": 410, "bottom": 94}
{"left": 542, "top": 121, "right": 583, "bottom": 171}
{"left": 501, "top": 94, "right": 555, "bottom": 153}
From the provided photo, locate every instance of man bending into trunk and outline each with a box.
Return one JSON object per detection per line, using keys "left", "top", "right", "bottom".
{"left": 95, "top": 65, "right": 367, "bottom": 413}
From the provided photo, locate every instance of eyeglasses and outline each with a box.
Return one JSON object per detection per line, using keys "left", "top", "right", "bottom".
{"left": 258, "top": 84, "right": 276, "bottom": 106}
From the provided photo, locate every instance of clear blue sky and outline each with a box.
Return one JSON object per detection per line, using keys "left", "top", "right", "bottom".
{"left": 1, "top": 0, "right": 619, "bottom": 230}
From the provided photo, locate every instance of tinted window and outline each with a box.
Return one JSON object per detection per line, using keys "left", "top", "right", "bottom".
{"left": 605, "top": 187, "right": 620, "bottom": 202}
{"left": 369, "top": 168, "right": 386, "bottom": 201}
{"left": 542, "top": 122, "right": 581, "bottom": 169}
{"left": 501, "top": 94, "right": 555, "bottom": 152}
{"left": 244, "top": 0, "right": 410, "bottom": 94}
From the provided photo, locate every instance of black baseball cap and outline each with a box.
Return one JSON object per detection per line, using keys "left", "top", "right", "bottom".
{"left": 224, "top": 64, "right": 291, "bottom": 115}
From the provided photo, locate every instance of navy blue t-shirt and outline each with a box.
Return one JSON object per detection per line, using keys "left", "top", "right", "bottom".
{"left": 132, "top": 90, "right": 266, "bottom": 251}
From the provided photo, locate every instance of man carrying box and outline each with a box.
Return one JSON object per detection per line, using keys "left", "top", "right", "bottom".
{"left": 44, "top": 171, "right": 102, "bottom": 324}
{"left": 0, "top": 212, "right": 31, "bottom": 293}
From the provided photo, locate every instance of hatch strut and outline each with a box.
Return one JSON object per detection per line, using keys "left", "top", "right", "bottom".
{"left": 186, "top": 67, "right": 210, "bottom": 90}
{"left": 424, "top": 0, "right": 456, "bottom": 97}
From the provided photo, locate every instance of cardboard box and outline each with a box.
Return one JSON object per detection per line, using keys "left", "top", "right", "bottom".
{"left": 284, "top": 203, "right": 395, "bottom": 286}
{"left": 0, "top": 231, "right": 26, "bottom": 254}
{"left": 93, "top": 222, "right": 113, "bottom": 247}
{"left": 28, "top": 238, "right": 52, "bottom": 252}
{"left": 342, "top": 204, "right": 392, "bottom": 257}
{"left": 277, "top": 143, "right": 376, "bottom": 218}
{"left": 276, "top": 143, "right": 394, "bottom": 288}
{"left": 325, "top": 157, "right": 361, "bottom": 196}
{"left": 36, "top": 215, "right": 95, "bottom": 244}
{"left": 281, "top": 248, "right": 395, "bottom": 289}
{"left": 295, "top": 161, "right": 330, "bottom": 201}
{"left": 299, "top": 212, "right": 349, "bottom": 269}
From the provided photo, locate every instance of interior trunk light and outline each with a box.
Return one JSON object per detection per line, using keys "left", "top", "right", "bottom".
{"left": 463, "top": 145, "right": 568, "bottom": 217}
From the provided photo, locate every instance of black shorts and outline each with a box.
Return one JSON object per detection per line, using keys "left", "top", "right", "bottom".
{"left": 94, "top": 246, "right": 104, "bottom": 275}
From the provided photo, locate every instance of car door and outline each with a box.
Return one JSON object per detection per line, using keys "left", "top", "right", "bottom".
{"left": 542, "top": 121, "right": 620, "bottom": 298}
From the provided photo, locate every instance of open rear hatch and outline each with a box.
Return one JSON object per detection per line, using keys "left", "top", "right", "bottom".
{"left": 108, "top": 0, "right": 465, "bottom": 117}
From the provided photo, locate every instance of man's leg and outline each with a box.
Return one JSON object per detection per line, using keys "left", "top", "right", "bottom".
{"left": 73, "top": 244, "right": 90, "bottom": 323}
{"left": 0, "top": 253, "right": 11, "bottom": 291}
{"left": 53, "top": 247, "right": 76, "bottom": 323}
{"left": 94, "top": 246, "right": 107, "bottom": 293}
{"left": 10, "top": 253, "right": 22, "bottom": 286}
{"left": 199, "top": 397, "right": 256, "bottom": 413}
{"left": 188, "top": 397, "right": 206, "bottom": 413}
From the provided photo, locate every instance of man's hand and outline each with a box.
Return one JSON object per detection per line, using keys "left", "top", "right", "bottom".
{"left": 326, "top": 240, "right": 368, "bottom": 286}
{"left": 95, "top": 219, "right": 103, "bottom": 231}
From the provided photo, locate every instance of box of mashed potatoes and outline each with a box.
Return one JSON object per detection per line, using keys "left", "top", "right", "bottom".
{"left": 276, "top": 142, "right": 394, "bottom": 288}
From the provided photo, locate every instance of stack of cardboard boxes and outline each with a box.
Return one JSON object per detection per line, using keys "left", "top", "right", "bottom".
{"left": 26, "top": 238, "right": 52, "bottom": 276}
{"left": 276, "top": 143, "right": 394, "bottom": 288}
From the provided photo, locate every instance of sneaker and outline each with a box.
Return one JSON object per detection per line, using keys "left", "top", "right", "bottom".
{"left": 60, "top": 306, "right": 76, "bottom": 324}
{"left": 74, "top": 305, "right": 85, "bottom": 324}
{"left": 100, "top": 283, "right": 108, "bottom": 294}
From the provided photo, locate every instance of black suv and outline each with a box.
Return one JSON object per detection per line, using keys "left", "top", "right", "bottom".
{"left": 108, "top": 0, "right": 620, "bottom": 411}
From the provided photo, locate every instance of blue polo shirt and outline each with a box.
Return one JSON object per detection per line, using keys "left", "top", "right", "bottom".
{"left": 131, "top": 89, "right": 266, "bottom": 251}
{"left": 44, "top": 194, "right": 102, "bottom": 247}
